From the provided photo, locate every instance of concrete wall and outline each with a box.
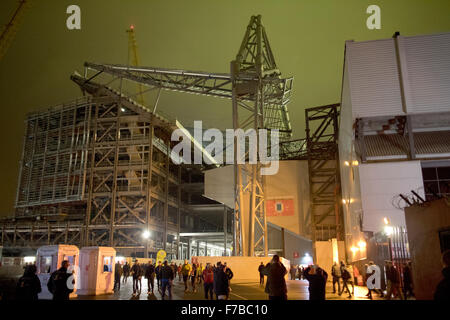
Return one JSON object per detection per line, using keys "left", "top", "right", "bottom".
{"left": 339, "top": 60, "right": 366, "bottom": 262}
{"left": 405, "top": 198, "right": 450, "bottom": 300}
{"left": 359, "top": 161, "right": 425, "bottom": 233}
{"left": 315, "top": 240, "right": 345, "bottom": 281}
{"left": 265, "top": 160, "right": 310, "bottom": 236}
{"left": 204, "top": 161, "right": 310, "bottom": 238}
{"left": 191, "top": 256, "right": 290, "bottom": 281}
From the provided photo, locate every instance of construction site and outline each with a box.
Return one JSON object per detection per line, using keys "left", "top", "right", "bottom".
{"left": 1, "top": 1, "right": 450, "bottom": 302}
{"left": 0, "top": 11, "right": 344, "bottom": 264}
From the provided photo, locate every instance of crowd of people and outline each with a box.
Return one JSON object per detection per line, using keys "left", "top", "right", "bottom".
{"left": 12, "top": 249, "right": 450, "bottom": 300}
{"left": 112, "top": 259, "right": 234, "bottom": 300}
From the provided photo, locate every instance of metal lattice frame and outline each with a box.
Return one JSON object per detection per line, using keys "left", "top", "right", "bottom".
{"left": 305, "top": 104, "right": 344, "bottom": 257}
{"left": 77, "top": 15, "right": 293, "bottom": 256}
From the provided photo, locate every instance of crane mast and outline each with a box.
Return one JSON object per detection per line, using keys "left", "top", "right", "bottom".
{"left": 0, "top": 0, "right": 32, "bottom": 61}
{"left": 126, "top": 25, "right": 146, "bottom": 106}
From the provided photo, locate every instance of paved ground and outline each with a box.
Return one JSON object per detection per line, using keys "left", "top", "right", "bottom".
{"left": 76, "top": 276, "right": 394, "bottom": 300}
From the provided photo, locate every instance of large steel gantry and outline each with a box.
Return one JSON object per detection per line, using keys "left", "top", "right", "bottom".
{"left": 76, "top": 15, "right": 293, "bottom": 256}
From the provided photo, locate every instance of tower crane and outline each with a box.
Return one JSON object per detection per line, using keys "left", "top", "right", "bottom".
{"left": 0, "top": 0, "right": 32, "bottom": 61}
{"left": 126, "top": 25, "right": 146, "bottom": 106}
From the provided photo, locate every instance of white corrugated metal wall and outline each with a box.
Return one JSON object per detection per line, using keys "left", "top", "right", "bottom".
{"left": 346, "top": 39, "right": 404, "bottom": 118}
{"left": 398, "top": 33, "right": 450, "bottom": 114}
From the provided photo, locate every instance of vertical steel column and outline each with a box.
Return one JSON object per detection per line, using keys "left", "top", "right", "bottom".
{"left": 65, "top": 221, "right": 69, "bottom": 244}
{"left": 13, "top": 225, "right": 17, "bottom": 246}
{"left": 163, "top": 139, "right": 169, "bottom": 251}
{"left": 223, "top": 205, "right": 227, "bottom": 256}
{"left": 38, "top": 112, "right": 50, "bottom": 203}
{"left": 47, "top": 222, "right": 51, "bottom": 245}
{"left": 187, "top": 239, "right": 191, "bottom": 260}
{"left": 177, "top": 166, "right": 181, "bottom": 259}
{"left": 230, "top": 60, "right": 244, "bottom": 257}
{"left": 145, "top": 120, "right": 154, "bottom": 258}
{"left": 109, "top": 104, "right": 121, "bottom": 247}
{"left": 85, "top": 104, "right": 99, "bottom": 246}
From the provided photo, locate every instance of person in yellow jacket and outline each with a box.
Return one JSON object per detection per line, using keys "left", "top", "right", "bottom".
{"left": 197, "top": 263, "right": 205, "bottom": 285}
{"left": 181, "top": 260, "right": 192, "bottom": 292}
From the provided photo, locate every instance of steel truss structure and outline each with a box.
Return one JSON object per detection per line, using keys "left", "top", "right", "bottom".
{"left": 76, "top": 15, "right": 293, "bottom": 256}
{"left": 305, "top": 104, "right": 344, "bottom": 246}
{"left": 1, "top": 15, "right": 291, "bottom": 258}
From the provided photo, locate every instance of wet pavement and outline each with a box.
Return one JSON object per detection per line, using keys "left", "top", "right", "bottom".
{"left": 75, "top": 276, "right": 399, "bottom": 300}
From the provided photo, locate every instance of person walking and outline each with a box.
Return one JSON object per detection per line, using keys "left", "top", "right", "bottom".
{"left": 303, "top": 264, "right": 328, "bottom": 300}
{"left": 47, "top": 260, "right": 75, "bottom": 300}
{"left": 223, "top": 262, "right": 234, "bottom": 299}
{"left": 366, "top": 261, "right": 383, "bottom": 299}
{"left": 160, "top": 261, "right": 174, "bottom": 300}
{"left": 155, "top": 261, "right": 163, "bottom": 292}
{"left": 385, "top": 261, "right": 404, "bottom": 300}
{"left": 114, "top": 261, "right": 122, "bottom": 291}
{"left": 16, "top": 264, "right": 41, "bottom": 300}
{"left": 145, "top": 260, "right": 156, "bottom": 294}
{"left": 290, "top": 265, "right": 297, "bottom": 280}
{"left": 339, "top": 262, "right": 353, "bottom": 298}
{"left": 346, "top": 263, "right": 355, "bottom": 295}
{"left": 191, "top": 263, "right": 198, "bottom": 293}
{"left": 131, "top": 260, "right": 142, "bottom": 296}
{"left": 122, "top": 262, "right": 130, "bottom": 284}
{"left": 181, "top": 260, "right": 192, "bottom": 292}
{"left": 213, "top": 262, "right": 229, "bottom": 300}
{"left": 263, "top": 255, "right": 288, "bottom": 300}
{"left": 331, "top": 261, "right": 341, "bottom": 294}
{"left": 403, "top": 262, "right": 414, "bottom": 299}
{"left": 177, "top": 264, "right": 182, "bottom": 281}
{"left": 258, "top": 262, "right": 265, "bottom": 285}
{"left": 434, "top": 249, "right": 450, "bottom": 300}
{"left": 203, "top": 263, "right": 214, "bottom": 300}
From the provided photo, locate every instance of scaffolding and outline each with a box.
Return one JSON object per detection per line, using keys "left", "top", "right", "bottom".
{"left": 2, "top": 15, "right": 297, "bottom": 258}
{"left": 305, "top": 104, "right": 344, "bottom": 247}
{"left": 3, "top": 80, "right": 232, "bottom": 258}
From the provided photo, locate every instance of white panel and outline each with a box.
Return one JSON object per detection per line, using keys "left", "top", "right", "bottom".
{"left": 204, "top": 165, "right": 235, "bottom": 208}
{"left": 398, "top": 33, "right": 450, "bottom": 114}
{"left": 359, "top": 161, "right": 424, "bottom": 232}
{"left": 346, "top": 39, "right": 404, "bottom": 118}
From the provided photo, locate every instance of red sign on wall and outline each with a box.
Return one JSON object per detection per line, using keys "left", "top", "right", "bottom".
{"left": 266, "top": 199, "right": 294, "bottom": 217}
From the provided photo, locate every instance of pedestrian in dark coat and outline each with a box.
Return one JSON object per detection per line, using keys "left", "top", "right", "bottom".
{"left": 434, "top": 250, "right": 450, "bottom": 301}
{"left": 160, "top": 261, "right": 174, "bottom": 300}
{"left": 263, "top": 255, "right": 288, "bottom": 300}
{"left": 402, "top": 262, "right": 414, "bottom": 299}
{"left": 213, "top": 263, "right": 229, "bottom": 300}
{"left": 131, "top": 260, "right": 142, "bottom": 296}
{"left": 114, "top": 262, "right": 122, "bottom": 291}
{"left": 155, "top": 261, "right": 163, "bottom": 290}
{"left": 258, "top": 262, "right": 265, "bottom": 285}
{"left": 47, "top": 260, "right": 74, "bottom": 300}
{"left": 145, "top": 260, "right": 156, "bottom": 294}
{"left": 303, "top": 265, "right": 328, "bottom": 300}
{"left": 122, "top": 262, "right": 130, "bottom": 283}
{"left": 16, "top": 264, "right": 41, "bottom": 300}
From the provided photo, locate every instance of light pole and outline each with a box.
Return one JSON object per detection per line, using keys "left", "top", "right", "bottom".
{"left": 383, "top": 218, "right": 393, "bottom": 262}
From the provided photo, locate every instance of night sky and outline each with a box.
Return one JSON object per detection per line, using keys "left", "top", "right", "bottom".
{"left": 0, "top": 0, "right": 449, "bottom": 217}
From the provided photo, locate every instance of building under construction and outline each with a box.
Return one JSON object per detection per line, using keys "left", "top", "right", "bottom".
{"left": 0, "top": 15, "right": 343, "bottom": 263}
